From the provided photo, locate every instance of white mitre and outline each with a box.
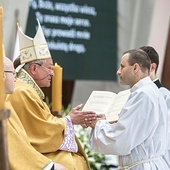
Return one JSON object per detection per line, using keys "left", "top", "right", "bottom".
{"left": 16, "top": 19, "right": 51, "bottom": 72}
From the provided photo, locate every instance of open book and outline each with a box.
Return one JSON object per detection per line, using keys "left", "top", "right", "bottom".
{"left": 82, "top": 89, "right": 131, "bottom": 123}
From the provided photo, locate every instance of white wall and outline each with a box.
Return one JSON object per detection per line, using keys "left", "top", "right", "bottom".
{"left": 0, "top": 0, "right": 29, "bottom": 60}
{"left": 148, "top": 0, "right": 170, "bottom": 80}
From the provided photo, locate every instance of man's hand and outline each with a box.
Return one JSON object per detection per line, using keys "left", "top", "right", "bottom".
{"left": 69, "top": 104, "right": 97, "bottom": 126}
{"left": 86, "top": 114, "right": 106, "bottom": 128}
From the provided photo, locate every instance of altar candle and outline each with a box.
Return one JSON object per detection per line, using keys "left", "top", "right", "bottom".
{"left": 0, "top": 6, "right": 4, "bottom": 109}
{"left": 52, "top": 63, "right": 62, "bottom": 111}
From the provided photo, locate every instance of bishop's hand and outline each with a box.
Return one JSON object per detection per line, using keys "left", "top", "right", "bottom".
{"left": 69, "top": 104, "right": 97, "bottom": 125}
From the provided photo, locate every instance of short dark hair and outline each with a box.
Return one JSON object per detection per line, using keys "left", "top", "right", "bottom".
{"left": 124, "top": 49, "right": 151, "bottom": 73}
{"left": 139, "top": 46, "right": 159, "bottom": 73}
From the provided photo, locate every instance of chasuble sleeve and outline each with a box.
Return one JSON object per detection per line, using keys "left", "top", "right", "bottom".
{"left": 5, "top": 81, "right": 67, "bottom": 153}
{"left": 5, "top": 102, "right": 52, "bottom": 170}
{"left": 5, "top": 81, "right": 91, "bottom": 170}
{"left": 8, "top": 123, "right": 53, "bottom": 170}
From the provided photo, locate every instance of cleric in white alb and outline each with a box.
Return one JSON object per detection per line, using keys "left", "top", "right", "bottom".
{"left": 89, "top": 49, "right": 169, "bottom": 169}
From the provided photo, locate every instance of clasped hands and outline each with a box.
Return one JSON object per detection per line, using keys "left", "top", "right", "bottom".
{"left": 69, "top": 104, "right": 105, "bottom": 128}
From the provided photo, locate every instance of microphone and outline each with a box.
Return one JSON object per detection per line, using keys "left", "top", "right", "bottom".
{"left": 34, "top": 75, "right": 50, "bottom": 81}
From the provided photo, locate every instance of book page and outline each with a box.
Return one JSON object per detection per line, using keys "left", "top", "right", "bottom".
{"left": 82, "top": 91, "right": 116, "bottom": 114}
{"left": 106, "top": 89, "right": 130, "bottom": 122}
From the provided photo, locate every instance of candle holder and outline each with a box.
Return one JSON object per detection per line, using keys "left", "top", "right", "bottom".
{"left": 51, "top": 110, "right": 65, "bottom": 118}
{"left": 0, "top": 109, "right": 10, "bottom": 170}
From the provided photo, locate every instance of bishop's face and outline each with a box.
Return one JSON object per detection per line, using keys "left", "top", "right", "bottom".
{"left": 34, "top": 58, "right": 54, "bottom": 87}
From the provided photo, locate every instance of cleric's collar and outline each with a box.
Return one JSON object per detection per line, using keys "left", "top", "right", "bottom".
{"left": 17, "top": 69, "right": 45, "bottom": 100}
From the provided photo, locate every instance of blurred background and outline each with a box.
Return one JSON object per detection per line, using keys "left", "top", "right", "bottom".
{"left": 0, "top": 0, "right": 169, "bottom": 169}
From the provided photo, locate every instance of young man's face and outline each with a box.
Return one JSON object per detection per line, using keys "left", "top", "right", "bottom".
{"left": 117, "top": 53, "right": 135, "bottom": 87}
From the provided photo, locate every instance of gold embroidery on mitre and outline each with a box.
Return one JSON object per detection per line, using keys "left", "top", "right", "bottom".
{"left": 20, "top": 49, "right": 34, "bottom": 63}
{"left": 36, "top": 45, "right": 50, "bottom": 58}
{"left": 17, "top": 19, "right": 51, "bottom": 65}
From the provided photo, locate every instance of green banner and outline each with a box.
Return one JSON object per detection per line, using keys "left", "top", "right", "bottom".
{"left": 26, "top": 0, "right": 117, "bottom": 80}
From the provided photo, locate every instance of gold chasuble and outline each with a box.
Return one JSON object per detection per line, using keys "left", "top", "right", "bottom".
{"left": 5, "top": 101, "right": 51, "bottom": 170}
{"left": 5, "top": 69, "right": 90, "bottom": 170}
